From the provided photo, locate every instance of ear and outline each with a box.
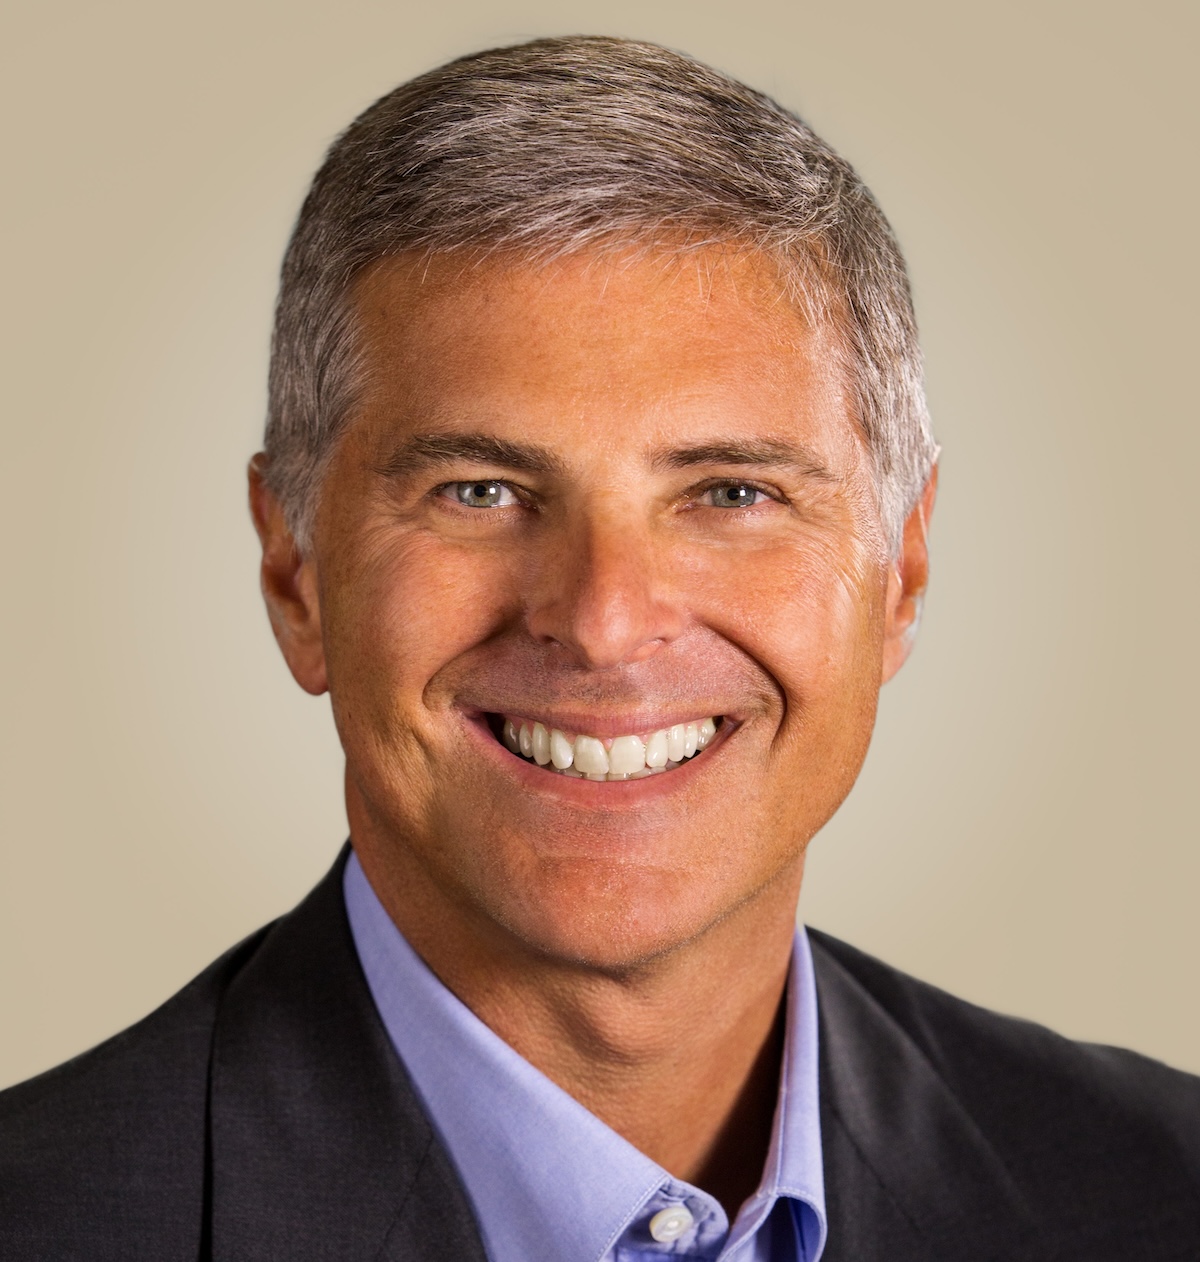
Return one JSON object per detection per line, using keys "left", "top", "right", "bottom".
{"left": 248, "top": 454, "right": 328, "bottom": 696}
{"left": 881, "top": 465, "right": 937, "bottom": 683}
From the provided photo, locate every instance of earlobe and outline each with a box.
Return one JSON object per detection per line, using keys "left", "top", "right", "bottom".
{"left": 881, "top": 466, "right": 937, "bottom": 683}
{"left": 248, "top": 455, "right": 329, "bottom": 696}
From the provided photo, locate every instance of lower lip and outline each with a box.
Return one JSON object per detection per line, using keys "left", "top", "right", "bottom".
{"left": 459, "top": 713, "right": 730, "bottom": 805}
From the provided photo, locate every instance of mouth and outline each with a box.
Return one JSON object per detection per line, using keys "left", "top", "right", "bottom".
{"left": 487, "top": 713, "right": 723, "bottom": 781}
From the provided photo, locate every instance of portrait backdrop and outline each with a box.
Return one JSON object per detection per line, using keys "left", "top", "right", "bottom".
{"left": 1, "top": 0, "right": 1196, "bottom": 1087}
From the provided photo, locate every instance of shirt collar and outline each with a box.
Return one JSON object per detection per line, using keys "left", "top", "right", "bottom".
{"left": 344, "top": 851, "right": 826, "bottom": 1261}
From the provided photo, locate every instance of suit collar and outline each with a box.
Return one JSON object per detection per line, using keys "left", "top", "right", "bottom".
{"left": 207, "top": 847, "right": 487, "bottom": 1262}
{"left": 810, "top": 933, "right": 1040, "bottom": 1262}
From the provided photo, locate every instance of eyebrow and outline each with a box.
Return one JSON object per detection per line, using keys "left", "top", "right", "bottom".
{"left": 375, "top": 430, "right": 838, "bottom": 483}
{"left": 375, "top": 432, "right": 567, "bottom": 479}
{"left": 650, "top": 438, "right": 838, "bottom": 481}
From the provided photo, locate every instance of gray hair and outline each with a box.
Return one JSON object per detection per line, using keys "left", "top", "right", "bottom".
{"left": 263, "top": 35, "right": 936, "bottom": 552}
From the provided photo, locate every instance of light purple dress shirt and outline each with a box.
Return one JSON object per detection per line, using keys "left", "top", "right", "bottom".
{"left": 344, "top": 852, "right": 827, "bottom": 1262}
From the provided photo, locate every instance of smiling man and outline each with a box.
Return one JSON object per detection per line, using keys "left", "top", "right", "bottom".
{"left": 2, "top": 35, "right": 1198, "bottom": 1262}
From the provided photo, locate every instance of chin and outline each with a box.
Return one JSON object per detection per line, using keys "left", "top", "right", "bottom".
{"left": 480, "top": 859, "right": 749, "bottom": 973}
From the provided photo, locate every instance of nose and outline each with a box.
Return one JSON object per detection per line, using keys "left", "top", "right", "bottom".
{"left": 523, "top": 506, "right": 686, "bottom": 669}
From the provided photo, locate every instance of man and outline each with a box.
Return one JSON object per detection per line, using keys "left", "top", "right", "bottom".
{"left": 2, "top": 35, "right": 1197, "bottom": 1262}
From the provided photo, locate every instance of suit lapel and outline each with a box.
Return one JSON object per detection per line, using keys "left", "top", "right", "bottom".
{"left": 207, "top": 850, "right": 488, "bottom": 1262}
{"left": 811, "top": 938, "right": 1040, "bottom": 1262}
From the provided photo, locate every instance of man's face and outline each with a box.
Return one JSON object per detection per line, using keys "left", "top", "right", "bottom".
{"left": 268, "top": 246, "right": 913, "bottom": 970}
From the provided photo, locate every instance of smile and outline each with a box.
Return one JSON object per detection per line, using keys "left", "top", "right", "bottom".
{"left": 497, "top": 715, "right": 721, "bottom": 780}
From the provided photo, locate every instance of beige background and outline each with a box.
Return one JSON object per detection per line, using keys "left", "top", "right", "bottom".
{"left": 2, "top": 0, "right": 1196, "bottom": 1089}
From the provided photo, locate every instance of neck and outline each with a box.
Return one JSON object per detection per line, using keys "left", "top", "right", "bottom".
{"left": 353, "top": 827, "right": 803, "bottom": 1218}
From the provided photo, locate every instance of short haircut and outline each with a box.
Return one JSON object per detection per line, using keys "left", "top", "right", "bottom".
{"left": 263, "top": 35, "right": 937, "bottom": 552}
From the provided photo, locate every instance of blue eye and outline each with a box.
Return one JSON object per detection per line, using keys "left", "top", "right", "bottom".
{"left": 442, "top": 481, "right": 519, "bottom": 508}
{"left": 705, "top": 485, "right": 764, "bottom": 508}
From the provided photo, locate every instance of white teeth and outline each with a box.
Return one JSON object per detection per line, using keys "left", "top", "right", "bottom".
{"left": 608, "top": 734, "right": 646, "bottom": 776}
{"left": 572, "top": 735, "right": 610, "bottom": 776}
{"left": 501, "top": 715, "right": 722, "bottom": 779}
{"left": 644, "top": 729, "right": 668, "bottom": 768}
{"left": 550, "top": 728, "right": 574, "bottom": 769}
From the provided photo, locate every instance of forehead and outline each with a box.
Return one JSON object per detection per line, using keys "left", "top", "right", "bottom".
{"left": 348, "top": 245, "right": 866, "bottom": 473}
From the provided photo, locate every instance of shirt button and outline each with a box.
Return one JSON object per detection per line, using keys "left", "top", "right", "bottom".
{"left": 649, "top": 1204, "right": 695, "bottom": 1243}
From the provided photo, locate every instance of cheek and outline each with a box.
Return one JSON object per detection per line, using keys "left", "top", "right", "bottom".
{"left": 320, "top": 531, "right": 518, "bottom": 723}
{"left": 689, "top": 536, "right": 887, "bottom": 707}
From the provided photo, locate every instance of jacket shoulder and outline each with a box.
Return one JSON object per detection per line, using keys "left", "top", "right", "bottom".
{"left": 809, "top": 929, "right": 1200, "bottom": 1253}
{"left": 0, "top": 925, "right": 270, "bottom": 1260}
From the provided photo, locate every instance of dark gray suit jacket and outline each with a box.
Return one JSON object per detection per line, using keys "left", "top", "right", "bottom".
{"left": 3, "top": 850, "right": 1198, "bottom": 1260}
